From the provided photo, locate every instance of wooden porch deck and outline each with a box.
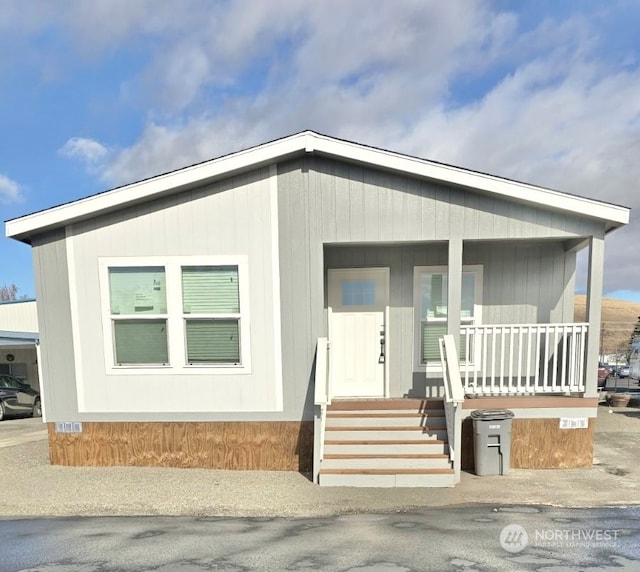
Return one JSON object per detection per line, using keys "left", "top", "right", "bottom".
{"left": 461, "top": 395, "right": 599, "bottom": 409}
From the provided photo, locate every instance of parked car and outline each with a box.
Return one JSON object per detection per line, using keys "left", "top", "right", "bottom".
{"left": 598, "top": 365, "right": 609, "bottom": 388}
{"left": 0, "top": 375, "right": 41, "bottom": 420}
{"left": 617, "top": 365, "right": 631, "bottom": 379}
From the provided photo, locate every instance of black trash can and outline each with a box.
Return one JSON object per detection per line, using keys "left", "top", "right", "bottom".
{"left": 470, "top": 409, "right": 514, "bottom": 476}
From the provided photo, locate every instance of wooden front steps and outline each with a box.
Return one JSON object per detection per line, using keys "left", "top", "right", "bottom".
{"left": 319, "top": 398, "right": 455, "bottom": 488}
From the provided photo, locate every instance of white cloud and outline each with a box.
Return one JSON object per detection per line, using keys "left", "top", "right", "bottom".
{"left": 100, "top": 117, "right": 270, "bottom": 184}
{"left": 6, "top": 1, "right": 637, "bottom": 293}
{"left": 0, "top": 174, "right": 23, "bottom": 203}
{"left": 96, "top": 1, "right": 516, "bottom": 182}
{"left": 59, "top": 137, "right": 109, "bottom": 164}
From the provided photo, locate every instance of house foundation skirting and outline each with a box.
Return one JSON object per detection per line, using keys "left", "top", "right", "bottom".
{"left": 461, "top": 417, "right": 595, "bottom": 471}
{"left": 47, "top": 421, "right": 314, "bottom": 472}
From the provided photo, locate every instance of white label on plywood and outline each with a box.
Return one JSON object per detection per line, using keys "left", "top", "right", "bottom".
{"left": 559, "top": 418, "right": 588, "bottom": 429}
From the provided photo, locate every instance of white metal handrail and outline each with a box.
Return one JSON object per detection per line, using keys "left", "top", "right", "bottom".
{"left": 439, "top": 334, "right": 464, "bottom": 484}
{"left": 313, "top": 338, "right": 330, "bottom": 483}
{"left": 461, "top": 323, "right": 588, "bottom": 395}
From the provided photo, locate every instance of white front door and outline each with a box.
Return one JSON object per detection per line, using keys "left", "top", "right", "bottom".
{"left": 328, "top": 268, "right": 389, "bottom": 398}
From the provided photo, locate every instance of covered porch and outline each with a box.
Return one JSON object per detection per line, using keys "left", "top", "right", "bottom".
{"left": 313, "top": 234, "right": 606, "bottom": 486}
{"left": 319, "top": 235, "right": 604, "bottom": 400}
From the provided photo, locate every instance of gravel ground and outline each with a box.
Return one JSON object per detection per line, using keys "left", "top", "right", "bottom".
{"left": 1, "top": 404, "right": 639, "bottom": 518}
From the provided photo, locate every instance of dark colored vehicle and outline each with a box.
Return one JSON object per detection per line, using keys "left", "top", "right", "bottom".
{"left": 598, "top": 365, "right": 609, "bottom": 388}
{"left": 0, "top": 374, "right": 41, "bottom": 420}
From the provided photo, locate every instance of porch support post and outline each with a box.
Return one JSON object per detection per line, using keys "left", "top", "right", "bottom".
{"left": 585, "top": 234, "right": 605, "bottom": 397}
{"left": 447, "top": 237, "right": 463, "bottom": 349}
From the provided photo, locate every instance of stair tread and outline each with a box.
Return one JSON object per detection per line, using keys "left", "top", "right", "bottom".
{"left": 328, "top": 399, "right": 444, "bottom": 411}
{"left": 326, "top": 426, "right": 445, "bottom": 431}
{"left": 324, "top": 453, "right": 448, "bottom": 459}
{"left": 320, "top": 468, "right": 454, "bottom": 475}
{"left": 327, "top": 412, "right": 445, "bottom": 418}
{"left": 325, "top": 439, "right": 448, "bottom": 445}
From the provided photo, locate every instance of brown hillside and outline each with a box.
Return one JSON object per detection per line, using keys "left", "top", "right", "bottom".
{"left": 574, "top": 295, "right": 640, "bottom": 357}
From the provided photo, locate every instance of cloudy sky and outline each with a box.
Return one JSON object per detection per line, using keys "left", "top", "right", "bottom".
{"left": 1, "top": 0, "right": 639, "bottom": 300}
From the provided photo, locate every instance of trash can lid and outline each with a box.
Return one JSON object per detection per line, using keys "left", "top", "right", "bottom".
{"left": 470, "top": 408, "right": 514, "bottom": 420}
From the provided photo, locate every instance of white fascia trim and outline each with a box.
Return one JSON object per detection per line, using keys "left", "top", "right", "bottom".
{"left": 309, "top": 134, "right": 630, "bottom": 226}
{"left": 6, "top": 131, "right": 629, "bottom": 240}
{"left": 6, "top": 133, "right": 312, "bottom": 240}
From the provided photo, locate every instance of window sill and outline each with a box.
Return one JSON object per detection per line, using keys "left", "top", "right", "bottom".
{"left": 106, "top": 364, "right": 251, "bottom": 375}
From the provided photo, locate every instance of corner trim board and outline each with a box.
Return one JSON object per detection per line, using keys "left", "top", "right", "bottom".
{"left": 65, "top": 225, "right": 85, "bottom": 412}
{"left": 269, "top": 164, "right": 284, "bottom": 411}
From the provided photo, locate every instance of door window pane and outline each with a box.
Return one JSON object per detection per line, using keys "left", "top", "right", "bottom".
{"left": 185, "top": 319, "right": 240, "bottom": 364}
{"left": 342, "top": 279, "right": 375, "bottom": 306}
{"left": 113, "top": 319, "right": 168, "bottom": 365}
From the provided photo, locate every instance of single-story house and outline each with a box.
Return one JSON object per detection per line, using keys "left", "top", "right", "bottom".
{"left": 0, "top": 299, "right": 40, "bottom": 391}
{"left": 5, "top": 131, "right": 629, "bottom": 487}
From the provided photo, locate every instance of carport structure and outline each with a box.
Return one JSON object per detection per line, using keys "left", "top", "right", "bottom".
{"left": 0, "top": 300, "right": 40, "bottom": 391}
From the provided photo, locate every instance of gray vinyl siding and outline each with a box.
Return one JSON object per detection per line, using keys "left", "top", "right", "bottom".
{"left": 32, "top": 230, "right": 78, "bottom": 418}
{"left": 40, "top": 167, "right": 305, "bottom": 422}
{"left": 278, "top": 156, "right": 593, "bottom": 403}
{"left": 286, "top": 156, "right": 604, "bottom": 243}
{"left": 321, "top": 242, "right": 575, "bottom": 397}
{"left": 32, "top": 153, "right": 598, "bottom": 421}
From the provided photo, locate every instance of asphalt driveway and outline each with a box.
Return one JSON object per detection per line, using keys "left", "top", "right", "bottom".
{"left": 3, "top": 507, "right": 640, "bottom": 572}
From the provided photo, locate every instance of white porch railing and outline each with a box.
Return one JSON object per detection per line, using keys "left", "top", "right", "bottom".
{"left": 439, "top": 335, "right": 464, "bottom": 484}
{"left": 313, "top": 337, "right": 330, "bottom": 483}
{"left": 460, "top": 323, "right": 588, "bottom": 396}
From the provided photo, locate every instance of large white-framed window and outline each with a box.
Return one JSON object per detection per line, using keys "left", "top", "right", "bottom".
{"left": 182, "top": 265, "right": 241, "bottom": 365}
{"left": 413, "top": 265, "right": 483, "bottom": 370}
{"left": 108, "top": 266, "right": 169, "bottom": 366}
{"left": 99, "top": 256, "right": 251, "bottom": 375}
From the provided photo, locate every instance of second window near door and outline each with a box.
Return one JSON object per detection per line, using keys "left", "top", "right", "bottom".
{"left": 414, "top": 266, "right": 483, "bottom": 368}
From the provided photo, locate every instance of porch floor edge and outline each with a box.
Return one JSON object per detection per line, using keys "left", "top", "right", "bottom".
{"left": 462, "top": 396, "right": 599, "bottom": 409}
{"left": 328, "top": 398, "right": 444, "bottom": 410}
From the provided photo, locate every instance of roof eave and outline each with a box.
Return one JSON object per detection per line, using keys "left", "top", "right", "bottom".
{"left": 6, "top": 131, "right": 315, "bottom": 243}
{"left": 307, "top": 133, "right": 630, "bottom": 227}
{"left": 0, "top": 330, "right": 39, "bottom": 343}
{"left": 5, "top": 131, "right": 630, "bottom": 241}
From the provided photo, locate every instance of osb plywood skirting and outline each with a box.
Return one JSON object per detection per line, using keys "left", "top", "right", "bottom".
{"left": 48, "top": 421, "right": 314, "bottom": 472}
{"left": 461, "top": 417, "right": 594, "bottom": 471}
